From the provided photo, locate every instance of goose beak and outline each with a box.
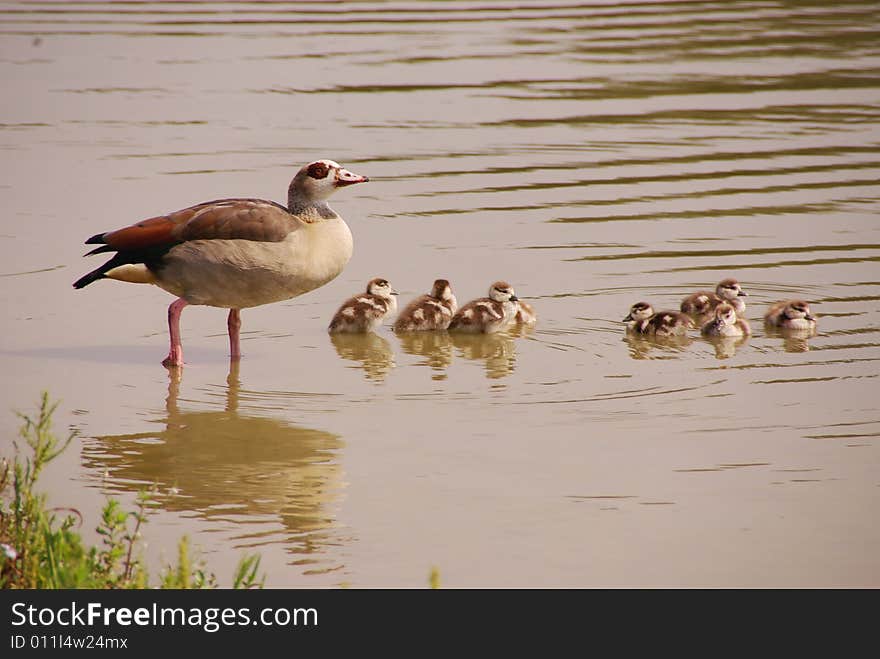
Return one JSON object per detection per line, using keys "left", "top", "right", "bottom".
{"left": 336, "top": 168, "right": 369, "bottom": 187}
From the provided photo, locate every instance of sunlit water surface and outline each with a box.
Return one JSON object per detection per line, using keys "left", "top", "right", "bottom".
{"left": 1, "top": 1, "right": 879, "bottom": 587}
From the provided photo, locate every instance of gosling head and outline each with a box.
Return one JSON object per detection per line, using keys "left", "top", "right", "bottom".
{"left": 431, "top": 279, "right": 456, "bottom": 302}
{"left": 623, "top": 302, "right": 654, "bottom": 323}
{"left": 366, "top": 277, "right": 398, "bottom": 300}
{"left": 712, "top": 302, "right": 738, "bottom": 327}
{"left": 784, "top": 300, "right": 814, "bottom": 321}
{"left": 488, "top": 281, "right": 518, "bottom": 303}
{"left": 716, "top": 278, "right": 747, "bottom": 301}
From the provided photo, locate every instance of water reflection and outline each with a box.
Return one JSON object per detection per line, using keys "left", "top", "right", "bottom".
{"left": 82, "top": 363, "right": 345, "bottom": 575}
{"left": 704, "top": 335, "right": 750, "bottom": 360}
{"left": 450, "top": 331, "right": 517, "bottom": 379}
{"left": 507, "top": 322, "right": 537, "bottom": 339}
{"left": 330, "top": 328, "right": 526, "bottom": 381}
{"left": 329, "top": 332, "right": 395, "bottom": 382}
{"left": 624, "top": 334, "right": 694, "bottom": 360}
{"left": 4, "top": 0, "right": 880, "bottom": 589}
{"left": 395, "top": 331, "right": 453, "bottom": 380}
{"left": 764, "top": 326, "right": 817, "bottom": 353}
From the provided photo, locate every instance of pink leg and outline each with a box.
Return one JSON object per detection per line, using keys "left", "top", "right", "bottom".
{"left": 228, "top": 308, "right": 242, "bottom": 361}
{"left": 162, "top": 298, "right": 189, "bottom": 368}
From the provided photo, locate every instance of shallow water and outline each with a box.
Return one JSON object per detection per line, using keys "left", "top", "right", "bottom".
{"left": 1, "top": 1, "right": 879, "bottom": 587}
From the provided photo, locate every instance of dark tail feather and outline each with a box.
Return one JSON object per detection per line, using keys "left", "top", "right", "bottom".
{"left": 74, "top": 241, "right": 170, "bottom": 289}
{"left": 73, "top": 251, "right": 128, "bottom": 289}
{"left": 73, "top": 267, "right": 106, "bottom": 289}
{"left": 85, "top": 244, "right": 116, "bottom": 256}
{"left": 85, "top": 232, "right": 108, "bottom": 245}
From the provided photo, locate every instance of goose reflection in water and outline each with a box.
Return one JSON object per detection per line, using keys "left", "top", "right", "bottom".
{"left": 395, "top": 330, "right": 454, "bottom": 380}
{"left": 450, "top": 331, "right": 518, "bottom": 379}
{"left": 764, "top": 326, "right": 817, "bottom": 353}
{"left": 704, "top": 334, "right": 750, "bottom": 360}
{"left": 328, "top": 332, "right": 395, "bottom": 382}
{"left": 81, "top": 362, "right": 345, "bottom": 576}
{"left": 624, "top": 334, "right": 694, "bottom": 360}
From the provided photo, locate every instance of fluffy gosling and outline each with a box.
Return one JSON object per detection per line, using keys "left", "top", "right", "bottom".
{"left": 764, "top": 300, "right": 817, "bottom": 331}
{"left": 623, "top": 302, "right": 692, "bottom": 337}
{"left": 393, "top": 279, "right": 458, "bottom": 332}
{"left": 682, "top": 278, "right": 748, "bottom": 317}
{"left": 328, "top": 278, "right": 398, "bottom": 333}
{"left": 448, "top": 281, "right": 519, "bottom": 334}
{"left": 700, "top": 302, "right": 751, "bottom": 338}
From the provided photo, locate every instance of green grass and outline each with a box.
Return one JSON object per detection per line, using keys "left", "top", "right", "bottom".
{"left": 0, "top": 392, "right": 264, "bottom": 589}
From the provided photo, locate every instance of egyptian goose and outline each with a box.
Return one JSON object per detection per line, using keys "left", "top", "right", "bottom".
{"left": 328, "top": 277, "right": 398, "bottom": 333}
{"left": 764, "top": 300, "right": 817, "bottom": 331}
{"left": 73, "top": 159, "right": 368, "bottom": 366}
{"left": 393, "top": 279, "right": 458, "bottom": 332}
{"left": 448, "top": 281, "right": 518, "bottom": 334}
{"left": 681, "top": 278, "right": 748, "bottom": 317}
{"left": 700, "top": 302, "right": 751, "bottom": 337}
{"left": 623, "top": 302, "right": 692, "bottom": 337}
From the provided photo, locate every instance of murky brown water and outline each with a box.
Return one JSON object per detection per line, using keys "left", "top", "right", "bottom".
{"left": 1, "top": 1, "right": 879, "bottom": 587}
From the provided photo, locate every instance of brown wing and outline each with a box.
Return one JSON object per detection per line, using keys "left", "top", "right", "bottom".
{"left": 329, "top": 294, "right": 390, "bottom": 331}
{"left": 394, "top": 296, "right": 451, "bottom": 331}
{"left": 396, "top": 294, "right": 431, "bottom": 319}
{"left": 681, "top": 290, "right": 717, "bottom": 315}
{"left": 86, "top": 199, "right": 298, "bottom": 254}
{"left": 449, "top": 298, "right": 501, "bottom": 330}
{"left": 74, "top": 199, "right": 301, "bottom": 290}
{"left": 764, "top": 301, "right": 788, "bottom": 323}
{"left": 176, "top": 200, "right": 298, "bottom": 243}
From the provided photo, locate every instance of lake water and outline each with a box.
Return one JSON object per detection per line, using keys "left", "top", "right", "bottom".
{"left": 1, "top": 1, "right": 878, "bottom": 587}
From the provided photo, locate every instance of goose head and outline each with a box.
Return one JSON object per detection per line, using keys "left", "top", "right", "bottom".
{"left": 288, "top": 159, "right": 369, "bottom": 205}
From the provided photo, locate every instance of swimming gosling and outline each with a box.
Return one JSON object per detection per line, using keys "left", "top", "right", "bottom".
{"left": 682, "top": 278, "right": 748, "bottom": 317}
{"left": 393, "top": 279, "right": 458, "bottom": 332}
{"left": 624, "top": 302, "right": 692, "bottom": 337}
{"left": 448, "top": 281, "right": 519, "bottom": 334}
{"left": 328, "top": 278, "right": 398, "bottom": 333}
{"left": 764, "top": 300, "right": 817, "bottom": 331}
{"left": 700, "top": 302, "right": 751, "bottom": 337}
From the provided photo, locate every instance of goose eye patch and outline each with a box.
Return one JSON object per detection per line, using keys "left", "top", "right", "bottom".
{"left": 307, "top": 162, "right": 330, "bottom": 179}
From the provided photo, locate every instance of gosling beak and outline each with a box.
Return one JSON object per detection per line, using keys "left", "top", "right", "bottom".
{"left": 510, "top": 295, "right": 519, "bottom": 302}
{"left": 738, "top": 290, "right": 748, "bottom": 297}
{"left": 805, "top": 313, "right": 815, "bottom": 321}
{"left": 623, "top": 313, "right": 633, "bottom": 322}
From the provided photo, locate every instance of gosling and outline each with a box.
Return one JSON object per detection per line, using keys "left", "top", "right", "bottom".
{"left": 700, "top": 302, "right": 751, "bottom": 338}
{"left": 448, "top": 281, "right": 519, "bottom": 334}
{"left": 764, "top": 300, "right": 817, "bottom": 331}
{"left": 393, "top": 279, "right": 458, "bottom": 332}
{"left": 682, "top": 278, "right": 748, "bottom": 317}
{"left": 623, "top": 302, "right": 692, "bottom": 337}
{"left": 328, "top": 278, "right": 398, "bottom": 333}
